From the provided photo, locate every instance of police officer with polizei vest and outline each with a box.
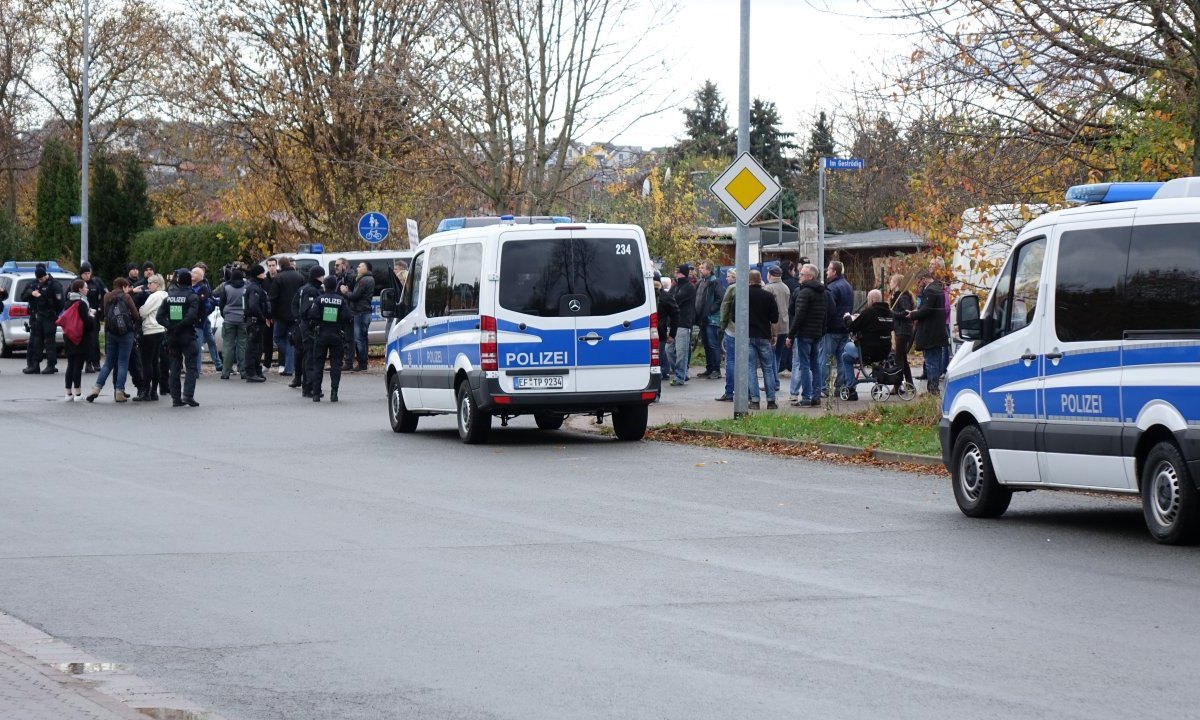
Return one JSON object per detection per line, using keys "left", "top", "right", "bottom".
{"left": 156, "top": 269, "right": 201, "bottom": 407}
{"left": 21, "top": 263, "right": 64, "bottom": 374}
{"left": 306, "top": 276, "right": 352, "bottom": 402}
{"left": 290, "top": 266, "right": 324, "bottom": 397}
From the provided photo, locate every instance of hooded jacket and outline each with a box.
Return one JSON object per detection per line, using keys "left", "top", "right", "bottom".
{"left": 788, "top": 279, "right": 827, "bottom": 340}
{"left": 670, "top": 276, "right": 696, "bottom": 329}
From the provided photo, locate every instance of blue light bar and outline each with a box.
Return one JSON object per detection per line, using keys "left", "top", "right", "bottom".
{"left": 0, "top": 260, "right": 64, "bottom": 273}
{"left": 1065, "top": 182, "right": 1163, "bottom": 204}
{"left": 435, "top": 217, "right": 466, "bottom": 233}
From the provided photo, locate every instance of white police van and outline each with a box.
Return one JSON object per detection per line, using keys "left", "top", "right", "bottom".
{"left": 380, "top": 219, "right": 661, "bottom": 444}
{"left": 942, "top": 178, "right": 1200, "bottom": 544}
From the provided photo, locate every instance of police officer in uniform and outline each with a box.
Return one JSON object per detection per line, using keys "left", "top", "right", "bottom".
{"left": 306, "top": 276, "right": 352, "bottom": 402}
{"left": 242, "top": 264, "right": 271, "bottom": 383}
{"left": 21, "top": 263, "right": 64, "bottom": 374}
{"left": 157, "top": 269, "right": 201, "bottom": 407}
{"left": 289, "top": 266, "right": 324, "bottom": 396}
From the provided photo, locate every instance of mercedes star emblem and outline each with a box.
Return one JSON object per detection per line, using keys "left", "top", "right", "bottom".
{"left": 569, "top": 299, "right": 581, "bottom": 313}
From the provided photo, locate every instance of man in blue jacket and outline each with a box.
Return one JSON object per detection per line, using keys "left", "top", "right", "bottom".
{"left": 819, "top": 260, "right": 854, "bottom": 397}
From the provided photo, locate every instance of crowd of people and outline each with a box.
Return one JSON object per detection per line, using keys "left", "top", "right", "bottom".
{"left": 652, "top": 256, "right": 952, "bottom": 409}
{"left": 17, "top": 256, "right": 378, "bottom": 407}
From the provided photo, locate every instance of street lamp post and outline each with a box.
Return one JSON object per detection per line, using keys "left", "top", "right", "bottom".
{"left": 80, "top": 0, "right": 91, "bottom": 265}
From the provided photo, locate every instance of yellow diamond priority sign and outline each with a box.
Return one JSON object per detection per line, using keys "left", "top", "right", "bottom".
{"left": 710, "top": 152, "right": 782, "bottom": 225}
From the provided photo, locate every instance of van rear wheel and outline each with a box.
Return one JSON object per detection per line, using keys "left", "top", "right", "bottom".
{"left": 534, "top": 412, "right": 565, "bottom": 430}
{"left": 612, "top": 404, "right": 648, "bottom": 441}
{"left": 1141, "top": 441, "right": 1200, "bottom": 545}
{"left": 456, "top": 382, "right": 491, "bottom": 444}
{"left": 388, "top": 374, "right": 418, "bottom": 433}
{"left": 951, "top": 425, "right": 1011, "bottom": 518}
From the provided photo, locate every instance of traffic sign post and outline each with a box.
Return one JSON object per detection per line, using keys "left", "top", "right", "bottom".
{"left": 358, "top": 212, "right": 390, "bottom": 244}
{"left": 406, "top": 218, "right": 419, "bottom": 247}
{"left": 817, "top": 157, "right": 865, "bottom": 272}
{"left": 709, "top": 152, "right": 783, "bottom": 226}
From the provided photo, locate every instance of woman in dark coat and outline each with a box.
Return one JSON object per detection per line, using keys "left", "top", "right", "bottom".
{"left": 62, "top": 279, "right": 96, "bottom": 401}
{"left": 907, "top": 270, "right": 949, "bottom": 394}
{"left": 889, "top": 273, "right": 915, "bottom": 394}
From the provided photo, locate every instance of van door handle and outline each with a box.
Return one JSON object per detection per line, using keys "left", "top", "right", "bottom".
{"left": 1045, "top": 351, "right": 1063, "bottom": 360}
{"left": 1020, "top": 352, "right": 1037, "bottom": 362}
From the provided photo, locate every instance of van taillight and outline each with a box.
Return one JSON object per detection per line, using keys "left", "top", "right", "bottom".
{"left": 649, "top": 312, "right": 659, "bottom": 365}
{"left": 8, "top": 304, "right": 27, "bottom": 318}
{"left": 480, "top": 315, "right": 498, "bottom": 371}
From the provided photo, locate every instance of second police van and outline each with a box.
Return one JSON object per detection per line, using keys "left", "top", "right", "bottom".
{"left": 942, "top": 177, "right": 1200, "bottom": 544}
{"left": 380, "top": 218, "right": 661, "bottom": 444}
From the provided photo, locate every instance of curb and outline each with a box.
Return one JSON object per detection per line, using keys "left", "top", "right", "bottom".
{"left": 653, "top": 426, "right": 944, "bottom": 468}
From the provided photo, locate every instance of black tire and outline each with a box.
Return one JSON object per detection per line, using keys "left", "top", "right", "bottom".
{"left": 612, "top": 404, "right": 648, "bottom": 441}
{"left": 534, "top": 412, "right": 565, "bottom": 430}
{"left": 1141, "top": 441, "right": 1200, "bottom": 545}
{"left": 0, "top": 329, "right": 10, "bottom": 358}
{"left": 388, "top": 373, "right": 418, "bottom": 434}
{"left": 951, "top": 424, "right": 1012, "bottom": 518}
{"left": 456, "top": 382, "right": 490, "bottom": 444}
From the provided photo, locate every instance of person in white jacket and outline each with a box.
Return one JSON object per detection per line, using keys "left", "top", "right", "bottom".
{"left": 134, "top": 274, "right": 167, "bottom": 402}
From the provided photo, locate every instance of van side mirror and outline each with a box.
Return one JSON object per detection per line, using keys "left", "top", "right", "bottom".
{"left": 958, "top": 294, "right": 981, "bottom": 341}
{"left": 379, "top": 288, "right": 399, "bottom": 318}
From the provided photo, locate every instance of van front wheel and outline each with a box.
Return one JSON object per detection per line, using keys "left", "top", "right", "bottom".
{"left": 457, "top": 383, "right": 491, "bottom": 444}
{"left": 388, "top": 374, "right": 418, "bottom": 433}
{"left": 1141, "top": 441, "right": 1200, "bottom": 545}
{"left": 612, "top": 405, "right": 648, "bottom": 441}
{"left": 951, "top": 425, "right": 1011, "bottom": 518}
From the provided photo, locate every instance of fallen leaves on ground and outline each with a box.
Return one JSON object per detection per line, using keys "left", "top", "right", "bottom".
{"left": 646, "top": 428, "right": 948, "bottom": 476}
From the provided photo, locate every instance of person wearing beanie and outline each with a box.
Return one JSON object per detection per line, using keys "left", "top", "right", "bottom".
{"left": 217, "top": 267, "right": 248, "bottom": 379}
{"left": 241, "top": 263, "right": 271, "bottom": 382}
{"left": 77, "top": 262, "right": 107, "bottom": 372}
{"left": 289, "top": 265, "right": 325, "bottom": 395}
{"left": 306, "top": 275, "right": 352, "bottom": 402}
{"left": 21, "top": 262, "right": 64, "bottom": 374}
{"left": 156, "top": 269, "right": 201, "bottom": 407}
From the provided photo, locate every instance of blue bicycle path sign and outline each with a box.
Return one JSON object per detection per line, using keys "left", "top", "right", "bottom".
{"left": 358, "top": 212, "right": 389, "bottom": 244}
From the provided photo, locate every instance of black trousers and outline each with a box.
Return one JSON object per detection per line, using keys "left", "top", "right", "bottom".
{"left": 127, "top": 335, "right": 144, "bottom": 390}
{"left": 263, "top": 323, "right": 275, "bottom": 368}
{"left": 245, "top": 321, "right": 264, "bottom": 376}
{"left": 291, "top": 326, "right": 309, "bottom": 386}
{"left": 312, "top": 332, "right": 344, "bottom": 397}
{"left": 139, "top": 333, "right": 164, "bottom": 395}
{"left": 65, "top": 354, "right": 85, "bottom": 390}
{"left": 26, "top": 314, "right": 57, "bottom": 369}
{"left": 894, "top": 334, "right": 914, "bottom": 388}
{"left": 86, "top": 322, "right": 101, "bottom": 366}
{"left": 167, "top": 334, "right": 199, "bottom": 401}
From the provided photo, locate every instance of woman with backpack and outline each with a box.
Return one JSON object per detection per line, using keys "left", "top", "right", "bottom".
{"left": 61, "top": 279, "right": 95, "bottom": 401}
{"left": 133, "top": 274, "right": 167, "bottom": 402}
{"left": 87, "top": 278, "right": 142, "bottom": 403}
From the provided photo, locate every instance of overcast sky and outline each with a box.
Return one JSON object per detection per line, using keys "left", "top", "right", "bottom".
{"left": 597, "top": 0, "right": 916, "bottom": 149}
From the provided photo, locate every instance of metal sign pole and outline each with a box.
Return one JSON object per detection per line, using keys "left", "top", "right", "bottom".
{"left": 733, "top": 0, "right": 750, "bottom": 418}
{"left": 817, "top": 158, "right": 825, "bottom": 273}
{"left": 79, "top": 0, "right": 90, "bottom": 265}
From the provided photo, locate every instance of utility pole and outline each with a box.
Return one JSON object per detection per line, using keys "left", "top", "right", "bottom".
{"left": 80, "top": 0, "right": 91, "bottom": 265}
{"left": 732, "top": 0, "right": 750, "bottom": 418}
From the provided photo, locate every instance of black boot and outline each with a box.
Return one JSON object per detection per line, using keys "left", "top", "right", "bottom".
{"left": 330, "top": 389, "right": 338, "bottom": 403}
{"left": 150, "top": 389, "right": 159, "bottom": 401}
{"left": 312, "top": 393, "right": 322, "bottom": 402}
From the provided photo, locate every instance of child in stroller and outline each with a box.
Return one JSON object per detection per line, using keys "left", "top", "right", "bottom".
{"left": 839, "top": 289, "right": 917, "bottom": 402}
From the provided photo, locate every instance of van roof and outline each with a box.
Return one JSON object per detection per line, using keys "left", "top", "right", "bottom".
{"left": 421, "top": 222, "right": 644, "bottom": 244}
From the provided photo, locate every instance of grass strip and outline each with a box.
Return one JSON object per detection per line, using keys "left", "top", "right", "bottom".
{"left": 670, "top": 394, "right": 943, "bottom": 458}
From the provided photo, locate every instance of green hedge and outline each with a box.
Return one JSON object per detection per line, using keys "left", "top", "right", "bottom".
{"left": 128, "top": 223, "right": 244, "bottom": 277}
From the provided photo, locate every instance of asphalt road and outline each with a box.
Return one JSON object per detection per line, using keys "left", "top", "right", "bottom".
{"left": 1, "top": 355, "right": 1198, "bottom": 720}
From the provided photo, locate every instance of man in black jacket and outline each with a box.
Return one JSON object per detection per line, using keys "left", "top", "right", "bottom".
{"left": 908, "top": 269, "right": 949, "bottom": 394}
{"left": 341, "top": 261, "right": 375, "bottom": 371}
{"left": 292, "top": 266, "right": 325, "bottom": 396}
{"left": 785, "top": 263, "right": 826, "bottom": 406}
{"left": 668, "top": 263, "right": 696, "bottom": 385}
{"left": 654, "top": 275, "right": 679, "bottom": 381}
{"left": 158, "top": 269, "right": 201, "bottom": 407}
{"left": 242, "top": 264, "right": 272, "bottom": 383}
{"left": 21, "top": 263, "right": 64, "bottom": 374}
{"left": 746, "top": 270, "right": 780, "bottom": 409}
{"left": 79, "top": 262, "right": 106, "bottom": 372}
{"left": 695, "top": 261, "right": 724, "bottom": 379}
{"left": 269, "top": 257, "right": 306, "bottom": 376}
{"left": 309, "top": 276, "right": 353, "bottom": 401}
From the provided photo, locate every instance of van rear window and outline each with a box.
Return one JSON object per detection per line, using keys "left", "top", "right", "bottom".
{"left": 499, "top": 238, "right": 645, "bottom": 317}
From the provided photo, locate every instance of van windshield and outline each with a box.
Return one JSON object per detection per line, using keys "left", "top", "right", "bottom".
{"left": 499, "top": 237, "right": 645, "bottom": 317}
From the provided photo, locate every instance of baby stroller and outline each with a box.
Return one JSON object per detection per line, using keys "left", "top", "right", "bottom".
{"left": 839, "top": 329, "right": 918, "bottom": 402}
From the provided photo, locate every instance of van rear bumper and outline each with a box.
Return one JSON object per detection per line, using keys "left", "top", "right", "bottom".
{"left": 472, "top": 372, "right": 660, "bottom": 414}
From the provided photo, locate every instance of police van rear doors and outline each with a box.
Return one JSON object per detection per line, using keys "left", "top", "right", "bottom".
{"left": 493, "top": 226, "right": 652, "bottom": 396}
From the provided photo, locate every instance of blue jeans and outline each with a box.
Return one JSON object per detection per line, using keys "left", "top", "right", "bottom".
{"left": 723, "top": 332, "right": 736, "bottom": 398}
{"left": 96, "top": 331, "right": 135, "bottom": 393}
{"left": 790, "top": 337, "right": 820, "bottom": 401}
{"left": 701, "top": 323, "right": 721, "bottom": 374}
{"left": 819, "top": 332, "right": 849, "bottom": 393}
{"left": 660, "top": 333, "right": 674, "bottom": 378}
{"left": 841, "top": 341, "right": 860, "bottom": 393}
{"left": 773, "top": 335, "right": 789, "bottom": 389}
{"left": 924, "top": 347, "right": 946, "bottom": 393}
{"left": 273, "top": 319, "right": 296, "bottom": 373}
{"left": 748, "top": 337, "right": 776, "bottom": 403}
{"left": 352, "top": 312, "right": 371, "bottom": 366}
{"left": 195, "top": 325, "right": 222, "bottom": 372}
{"left": 671, "top": 327, "right": 691, "bottom": 383}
